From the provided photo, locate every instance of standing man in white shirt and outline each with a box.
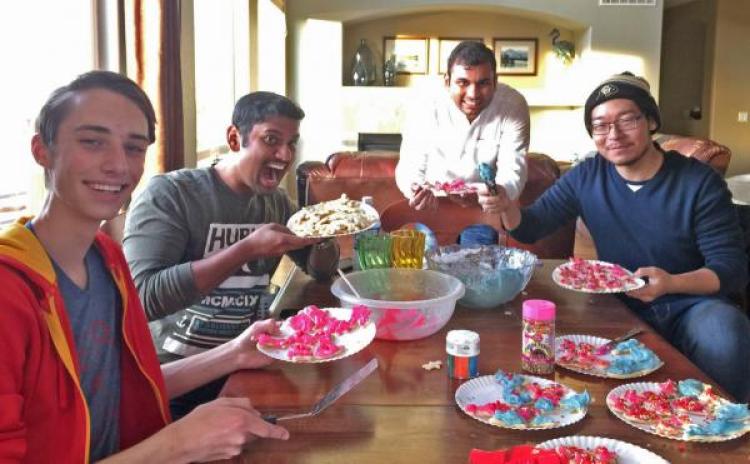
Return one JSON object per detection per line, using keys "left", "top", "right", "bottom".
{"left": 395, "top": 40, "right": 530, "bottom": 215}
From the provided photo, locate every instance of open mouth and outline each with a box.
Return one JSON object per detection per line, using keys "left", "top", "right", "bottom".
{"left": 260, "top": 162, "right": 288, "bottom": 187}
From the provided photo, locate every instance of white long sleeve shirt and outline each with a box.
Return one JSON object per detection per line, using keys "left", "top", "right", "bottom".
{"left": 395, "top": 83, "right": 530, "bottom": 200}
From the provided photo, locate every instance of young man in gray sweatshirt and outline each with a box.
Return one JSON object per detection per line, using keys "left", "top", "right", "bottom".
{"left": 123, "top": 91, "right": 339, "bottom": 417}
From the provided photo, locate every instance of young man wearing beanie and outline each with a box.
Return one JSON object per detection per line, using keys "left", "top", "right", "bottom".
{"left": 493, "top": 72, "right": 750, "bottom": 402}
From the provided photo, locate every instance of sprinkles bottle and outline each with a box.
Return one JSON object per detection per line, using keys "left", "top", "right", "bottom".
{"left": 446, "top": 330, "right": 480, "bottom": 379}
{"left": 521, "top": 300, "right": 556, "bottom": 375}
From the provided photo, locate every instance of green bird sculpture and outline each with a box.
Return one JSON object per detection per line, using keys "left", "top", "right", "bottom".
{"left": 549, "top": 28, "right": 575, "bottom": 65}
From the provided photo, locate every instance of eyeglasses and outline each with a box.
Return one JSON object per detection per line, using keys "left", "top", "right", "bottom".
{"left": 591, "top": 114, "right": 643, "bottom": 135}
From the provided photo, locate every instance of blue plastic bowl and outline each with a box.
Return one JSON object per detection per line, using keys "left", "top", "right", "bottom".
{"left": 426, "top": 245, "right": 537, "bottom": 309}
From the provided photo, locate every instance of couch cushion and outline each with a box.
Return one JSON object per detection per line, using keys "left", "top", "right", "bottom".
{"left": 297, "top": 151, "right": 404, "bottom": 214}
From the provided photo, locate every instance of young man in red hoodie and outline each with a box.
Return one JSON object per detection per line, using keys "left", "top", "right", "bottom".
{"left": 0, "top": 70, "right": 289, "bottom": 463}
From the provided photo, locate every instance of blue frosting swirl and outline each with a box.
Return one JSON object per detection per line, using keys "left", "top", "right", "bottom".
{"left": 534, "top": 397, "right": 555, "bottom": 412}
{"left": 678, "top": 379, "right": 706, "bottom": 397}
{"left": 606, "top": 339, "right": 660, "bottom": 375}
{"left": 560, "top": 390, "right": 591, "bottom": 411}
{"left": 494, "top": 410, "right": 524, "bottom": 425}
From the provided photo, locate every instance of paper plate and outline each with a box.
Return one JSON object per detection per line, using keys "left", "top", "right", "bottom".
{"left": 455, "top": 374, "right": 588, "bottom": 430}
{"left": 555, "top": 334, "right": 663, "bottom": 379}
{"left": 430, "top": 182, "right": 482, "bottom": 198}
{"left": 257, "top": 307, "right": 376, "bottom": 363}
{"left": 606, "top": 382, "right": 750, "bottom": 442}
{"left": 286, "top": 201, "right": 379, "bottom": 238}
{"left": 552, "top": 259, "right": 645, "bottom": 294}
{"left": 537, "top": 435, "right": 670, "bottom": 464}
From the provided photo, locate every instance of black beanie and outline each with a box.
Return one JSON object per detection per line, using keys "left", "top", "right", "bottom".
{"left": 584, "top": 72, "right": 661, "bottom": 136}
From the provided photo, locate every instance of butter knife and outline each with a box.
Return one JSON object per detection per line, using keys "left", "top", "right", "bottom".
{"left": 264, "top": 358, "right": 378, "bottom": 423}
{"left": 594, "top": 328, "right": 644, "bottom": 355}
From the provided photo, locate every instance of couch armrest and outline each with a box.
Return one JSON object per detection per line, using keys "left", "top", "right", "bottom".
{"left": 520, "top": 152, "right": 560, "bottom": 207}
{"left": 655, "top": 134, "right": 731, "bottom": 176}
{"left": 296, "top": 160, "right": 328, "bottom": 207}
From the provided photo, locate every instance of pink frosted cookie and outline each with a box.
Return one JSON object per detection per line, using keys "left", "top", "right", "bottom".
{"left": 555, "top": 445, "right": 617, "bottom": 464}
{"left": 432, "top": 179, "right": 477, "bottom": 195}
{"left": 463, "top": 371, "right": 589, "bottom": 429}
{"left": 257, "top": 305, "right": 371, "bottom": 361}
{"left": 608, "top": 379, "right": 750, "bottom": 440}
{"left": 558, "top": 339, "right": 610, "bottom": 371}
{"left": 554, "top": 258, "right": 641, "bottom": 293}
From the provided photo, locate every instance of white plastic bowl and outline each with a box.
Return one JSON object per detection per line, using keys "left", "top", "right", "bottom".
{"left": 331, "top": 268, "right": 465, "bottom": 341}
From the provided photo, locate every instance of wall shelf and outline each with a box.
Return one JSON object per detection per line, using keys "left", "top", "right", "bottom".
{"left": 340, "top": 85, "right": 583, "bottom": 108}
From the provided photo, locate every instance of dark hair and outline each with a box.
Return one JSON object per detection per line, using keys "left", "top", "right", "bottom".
{"left": 36, "top": 70, "right": 156, "bottom": 146}
{"left": 446, "top": 41, "right": 497, "bottom": 79}
{"left": 232, "top": 91, "right": 305, "bottom": 146}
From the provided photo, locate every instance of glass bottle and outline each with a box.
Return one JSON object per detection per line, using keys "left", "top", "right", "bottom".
{"left": 383, "top": 55, "right": 396, "bottom": 86}
{"left": 351, "top": 39, "right": 376, "bottom": 86}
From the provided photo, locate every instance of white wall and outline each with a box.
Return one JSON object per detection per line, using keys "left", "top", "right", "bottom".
{"left": 285, "top": 0, "right": 664, "bottom": 168}
{"left": 258, "top": 0, "right": 287, "bottom": 94}
{"left": 292, "top": 19, "right": 345, "bottom": 169}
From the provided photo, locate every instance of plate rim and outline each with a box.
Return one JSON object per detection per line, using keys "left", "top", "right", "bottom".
{"left": 605, "top": 381, "right": 750, "bottom": 442}
{"left": 454, "top": 373, "right": 588, "bottom": 431}
{"left": 257, "top": 307, "right": 376, "bottom": 364}
{"left": 552, "top": 259, "right": 645, "bottom": 294}
{"left": 286, "top": 201, "right": 379, "bottom": 238}
{"left": 555, "top": 334, "right": 664, "bottom": 379}
{"left": 536, "top": 435, "right": 670, "bottom": 464}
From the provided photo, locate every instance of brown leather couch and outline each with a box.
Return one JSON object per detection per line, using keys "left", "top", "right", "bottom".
{"left": 654, "top": 134, "right": 731, "bottom": 176}
{"left": 296, "top": 151, "right": 402, "bottom": 214}
{"left": 296, "top": 151, "right": 575, "bottom": 259}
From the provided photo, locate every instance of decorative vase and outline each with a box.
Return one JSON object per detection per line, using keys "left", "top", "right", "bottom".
{"left": 351, "top": 39, "right": 376, "bottom": 86}
{"left": 383, "top": 55, "right": 396, "bottom": 86}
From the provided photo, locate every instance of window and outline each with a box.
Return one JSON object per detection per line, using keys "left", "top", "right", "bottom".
{"left": 257, "top": 0, "right": 286, "bottom": 95}
{"left": 0, "top": 1, "right": 95, "bottom": 224}
{"left": 193, "top": 0, "right": 250, "bottom": 165}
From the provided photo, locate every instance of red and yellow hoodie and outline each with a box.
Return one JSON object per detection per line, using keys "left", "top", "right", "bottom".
{"left": 0, "top": 218, "right": 171, "bottom": 463}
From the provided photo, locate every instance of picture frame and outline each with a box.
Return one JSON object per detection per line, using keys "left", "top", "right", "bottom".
{"left": 493, "top": 38, "right": 538, "bottom": 76}
{"left": 438, "top": 38, "right": 483, "bottom": 74}
{"left": 383, "top": 36, "right": 429, "bottom": 75}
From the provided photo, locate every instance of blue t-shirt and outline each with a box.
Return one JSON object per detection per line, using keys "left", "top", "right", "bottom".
{"left": 27, "top": 224, "right": 122, "bottom": 460}
{"left": 53, "top": 246, "right": 122, "bottom": 460}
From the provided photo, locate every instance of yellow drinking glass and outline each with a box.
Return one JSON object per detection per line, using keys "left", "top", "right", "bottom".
{"left": 390, "top": 229, "right": 426, "bottom": 269}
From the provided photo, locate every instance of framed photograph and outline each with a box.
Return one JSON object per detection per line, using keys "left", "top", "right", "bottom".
{"left": 493, "top": 38, "right": 538, "bottom": 76}
{"left": 438, "top": 38, "right": 483, "bottom": 74}
{"left": 383, "top": 36, "right": 429, "bottom": 74}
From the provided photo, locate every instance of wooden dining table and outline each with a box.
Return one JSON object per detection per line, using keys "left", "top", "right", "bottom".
{"left": 220, "top": 260, "right": 750, "bottom": 463}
